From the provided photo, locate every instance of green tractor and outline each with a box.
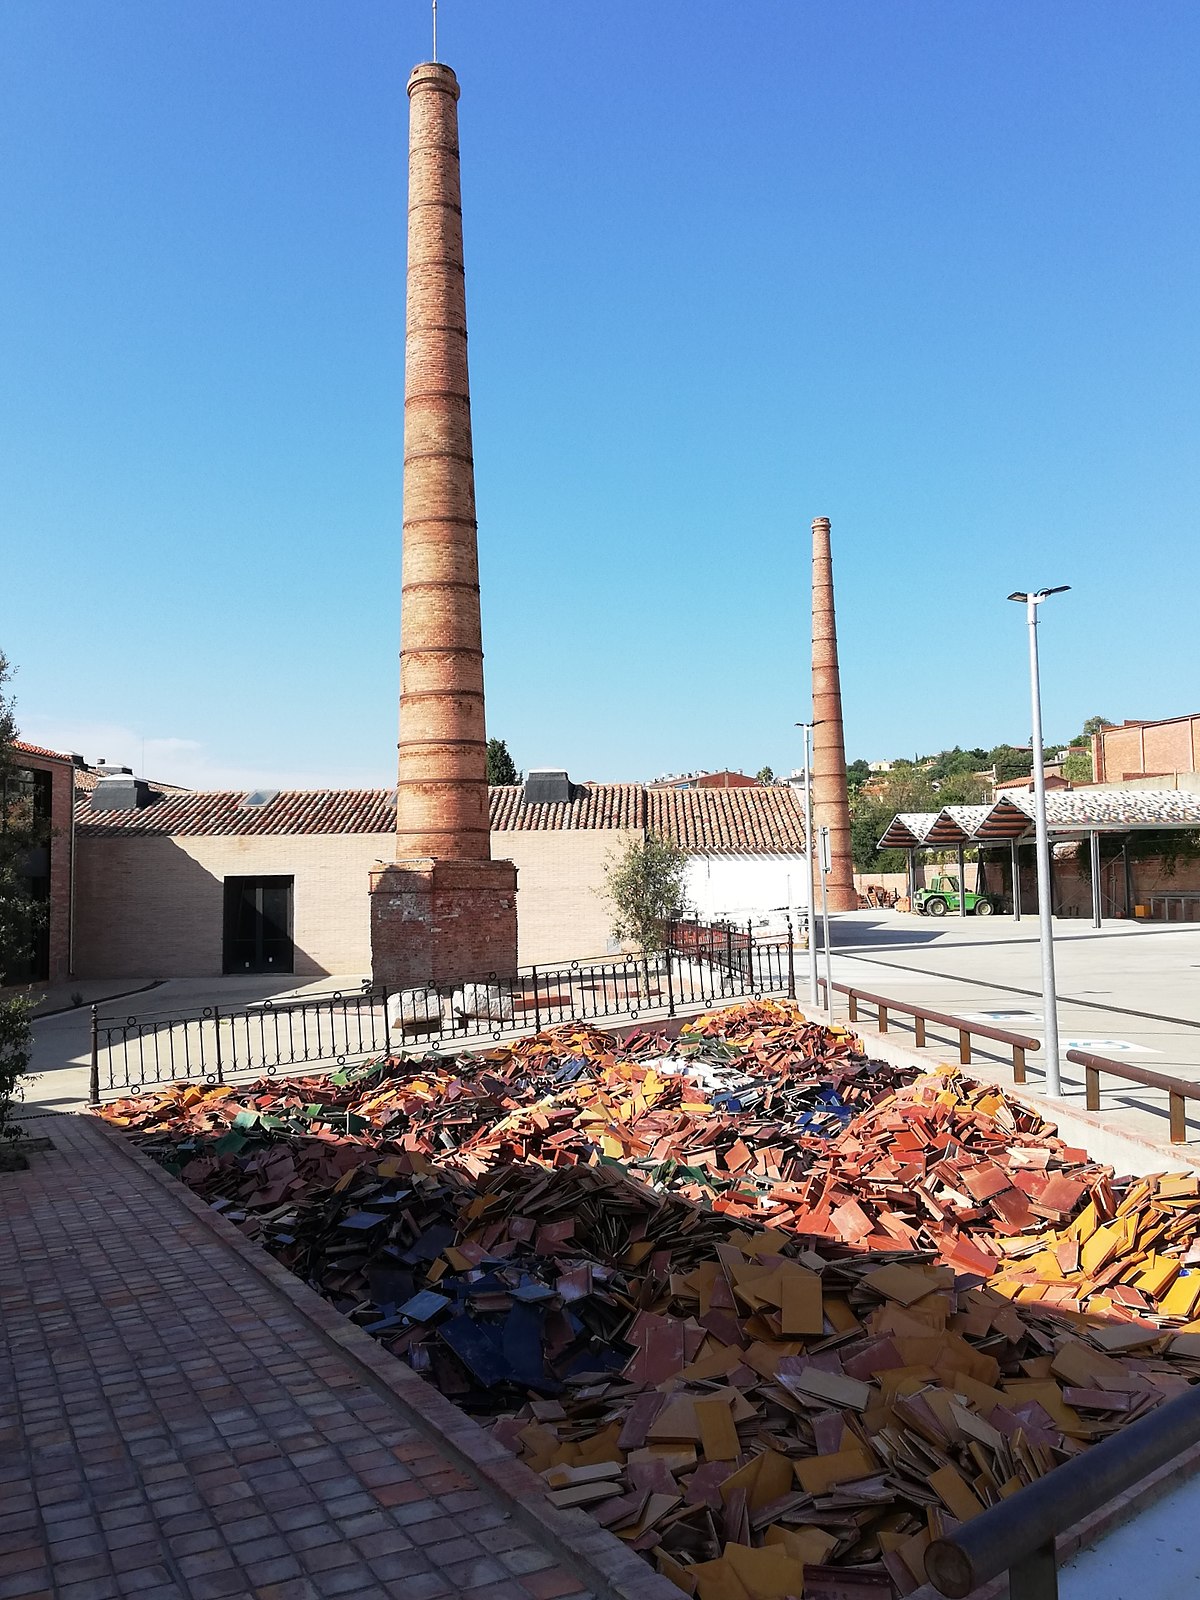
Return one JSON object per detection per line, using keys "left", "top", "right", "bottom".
{"left": 913, "top": 874, "right": 994, "bottom": 918}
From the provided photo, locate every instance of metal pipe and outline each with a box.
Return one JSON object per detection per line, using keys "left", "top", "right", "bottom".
{"left": 212, "top": 1006, "right": 224, "bottom": 1084}
{"left": 957, "top": 842, "right": 966, "bottom": 915}
{"left": 1011, "top": 588, "right": 1067, "bottom": 1096}
{"left": 1011, "top": 835, "right": 1022, "bottom": 921}
{"left": 819, "top": 825, "right": 833, "bottom": 1011}
{"left": 925, "top": 1380, "right": 1200, "bottom": 1598}
{"left": 1090, "top": 829, "right": 1102, "bottom": 928}
{"left": 89, "top": 1006, "right": 100, "bottom": 1106}
{"left": 68, "top": 769, "right": 77, "bottom": 977}
{"left": 1123, "top": 835, "right": 1134, "bottom": 918}
{"left": 800, "top": 722, "right": 820, "bottom": 1009}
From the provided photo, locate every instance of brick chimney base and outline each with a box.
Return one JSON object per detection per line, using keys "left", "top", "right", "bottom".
{"left": 369, "top": 857, "right": 518, "bottom": 989}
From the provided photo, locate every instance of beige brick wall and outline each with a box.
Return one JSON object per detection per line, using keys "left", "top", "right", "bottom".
{"left": 74, "top": 826, "right": 635, "bottom": 978}
{"left": 1097, "top": 718, "right": 1200, "bottom": 781}
{"left": 74, "top": 833, "right": 394, "bottom": 979}
{"left": 497, "top": 829, "right": 634, "bottom": 967}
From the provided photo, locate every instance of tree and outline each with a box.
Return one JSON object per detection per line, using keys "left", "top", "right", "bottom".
{"left": 0, "top": 649, "right": 37, "bottom": 1148}
{"left": 1079, "top": 715, "right": 1114, "bottom": 741}
{"left": 988, "top": 744, "right": 1033, "bottom": 784}
{"left": 850, "top": 793, "right": 899, "bottom": 873}
{"left": 928, "top": 747, "right": 989, "bottom": 781}
{"left": 1062, "top": 750, "right": 1094, "bottom": 783}
{"left": 755, "top": 766, "right": 775, "bottom": 785}
{"left": 846, "top": 759, "right": 871, "bottom": 791}
{"left": 848, "top": 764, "right": 987, "bottom": 872}
{"left": 603, "top": 832, "right": 690, "bottom": 957}
{"left": 485, "top": 737, "right": 518, "bottom": 786}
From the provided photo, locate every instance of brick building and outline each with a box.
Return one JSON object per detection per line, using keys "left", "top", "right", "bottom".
{"left": 72, "top": 775, "right": 807, "bottom": 980}
{"left": 650, "top": 770, "right": 759, "bottom": 790}
{"left": 2, "top": 741, "right": 78, "bottom": 983}
{"left": 1093, "top": 714, "right": 1200, "bottom": 787}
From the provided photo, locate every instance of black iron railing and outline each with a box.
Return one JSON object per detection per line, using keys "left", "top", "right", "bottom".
{"left": 88, "top": 930, "right": 797, "bottom": 1103}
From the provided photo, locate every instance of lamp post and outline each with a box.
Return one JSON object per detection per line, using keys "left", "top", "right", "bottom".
{"left": 1007, "top": 586, "right": 1070, "bottom": 1095}
{"left": 796, "top": 721, "right": 821, "bottom": 1010}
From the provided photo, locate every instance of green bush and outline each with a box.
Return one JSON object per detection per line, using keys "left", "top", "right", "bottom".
{"left": 0, "top": 994, "right": 32, "bottom": 1144}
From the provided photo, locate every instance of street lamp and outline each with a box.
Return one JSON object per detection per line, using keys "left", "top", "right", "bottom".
{"left": 795, "top": 721, "right": 822, "bottom": 1010}
{"left": 1007, "top": 586, "right": 1070, "bottom": 1094}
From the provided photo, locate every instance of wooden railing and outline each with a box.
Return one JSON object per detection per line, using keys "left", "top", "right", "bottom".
{"left": 819, "top": 979, "right": 1040, "bottom": 1081}
{"left": 1068, "top": 1047, "right": 1200, "bottom": 1144}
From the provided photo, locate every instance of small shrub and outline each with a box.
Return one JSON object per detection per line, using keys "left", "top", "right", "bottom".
{"left": 0, "top": 994, "right": 32, "bottom": 1145}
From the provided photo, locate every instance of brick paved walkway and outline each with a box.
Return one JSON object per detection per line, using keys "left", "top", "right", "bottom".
{"left": 0, "top": 1116, "right": 670, "bottom": 1600}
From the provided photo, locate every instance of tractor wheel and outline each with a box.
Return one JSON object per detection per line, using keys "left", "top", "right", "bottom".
{"left": 975, "top": 899, "right": 993, "bottom": 917}
{"left": 927, "top": 897, "right": 948, "bottom": 917}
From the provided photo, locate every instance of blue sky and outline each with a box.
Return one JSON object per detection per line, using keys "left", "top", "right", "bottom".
{"left": 3, "top": 2, "right": 1197, "bottom": 789}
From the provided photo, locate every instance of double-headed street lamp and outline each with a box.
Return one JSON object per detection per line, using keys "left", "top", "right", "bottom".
{"left": 1007, "top": 586, "right": 1070, "bottom": 1095}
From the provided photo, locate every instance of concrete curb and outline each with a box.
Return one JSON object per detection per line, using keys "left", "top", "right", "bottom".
{"left": 28, "top": 977, "right": 164, "bottom": 1021}
{"left": 843, "top": 1017, "right": 1200, "bottom": 1176}
{"left": 86, "top": 1114, "right": 677, "bottom": 1600}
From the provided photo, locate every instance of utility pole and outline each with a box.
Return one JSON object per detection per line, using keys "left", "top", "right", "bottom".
{"left": 1008, "top": 586, "right": 1070, "bottom": 1094}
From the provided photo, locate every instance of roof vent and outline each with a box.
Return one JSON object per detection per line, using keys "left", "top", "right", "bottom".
{"left": 91, "top": 774, "right": 153, "bottom": 812}
{"left": 521, "top": 768, "right": 574, "bottom": 806}
{"left": 96, "top": 764, "right": 134, "bottom": 777}
{"left": 239, "top": 789, "right": 280, "bottom": 809}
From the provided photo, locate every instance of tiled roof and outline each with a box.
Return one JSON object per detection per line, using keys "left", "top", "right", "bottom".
{"left": 877, "top": 789, "right": 1200, "bottom": 851}
{"left": 993, "top": 774, "right": 1070, "bottom": 792}
{"left": 78, "top": 788, "right": 398, "bottom": 837}
{"left": 920, "top": 805, "right": 994, "bottom": 845}
{"left": 11, "top": 739, "right": 75, "bottom": 765}
{"left": 646, "top": 786, "right": 807, "bottom": 854}
{"left": 487, "top": 784, "right": 644, "bottom": 832}
{"left": 1013, "top": 788, "right": 1200, "bottom": 830}
{"left": 78, "top": 781, "right": 807, "bottom": 854}
{"left": 876, "top": 811, "right": 941, "bottom": 848}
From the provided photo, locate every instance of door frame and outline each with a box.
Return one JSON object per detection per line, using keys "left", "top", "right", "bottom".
{"left": 222, "top": 875, "right": 295, "bottom": 975}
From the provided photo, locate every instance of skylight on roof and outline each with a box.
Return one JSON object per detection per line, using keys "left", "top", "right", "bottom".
{"left": 240, "top": 789, "right": 280, "bottom": 809}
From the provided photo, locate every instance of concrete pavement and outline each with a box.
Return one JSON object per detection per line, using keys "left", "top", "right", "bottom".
{"left": 21, "top": 977, "right": 367, "bottom": 1119}
{"left": 819, "top": 910, "right": 1200, "bottom": 1151}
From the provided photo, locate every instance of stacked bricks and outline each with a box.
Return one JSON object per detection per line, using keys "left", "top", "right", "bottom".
{"left": 811, "top": 517, "right": 857, "bottom": 912}
{"left": 371, "top": 62, "right": 518, "bottom": 988}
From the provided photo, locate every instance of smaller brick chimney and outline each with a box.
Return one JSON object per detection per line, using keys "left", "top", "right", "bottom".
{"left": 811, "top": 517, "right": 856, "bottom": 912}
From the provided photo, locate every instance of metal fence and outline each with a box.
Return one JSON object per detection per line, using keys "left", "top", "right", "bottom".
{"left": 89, "top": 928, "right": 796, "bottom": 1103}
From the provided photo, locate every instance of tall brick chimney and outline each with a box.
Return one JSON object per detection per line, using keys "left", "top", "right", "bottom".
{"left": 811, "top": 517, "right": 856, "bottom": 912}
{"left": 369, "top": 61, "right": 518, "bottom": 989}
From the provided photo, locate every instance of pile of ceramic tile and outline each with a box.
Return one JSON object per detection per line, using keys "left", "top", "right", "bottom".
{"left": 495, "top": 1218, "right": 1200, "bottom": 1599}
{"left": 95, "top": 1001, "right": 1200, "bottom": 1599}
{"left": 99, "top": 1003, "right": 904, "bottom": 1211}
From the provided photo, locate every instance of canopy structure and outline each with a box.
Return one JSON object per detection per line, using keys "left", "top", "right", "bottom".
{"left": 876, "top": 790, "right": 1200, "bottom": 924}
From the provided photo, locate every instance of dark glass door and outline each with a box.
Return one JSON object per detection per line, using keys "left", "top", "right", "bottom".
{"left": 223, "top": 877, "right": 294, "bottom": 974}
